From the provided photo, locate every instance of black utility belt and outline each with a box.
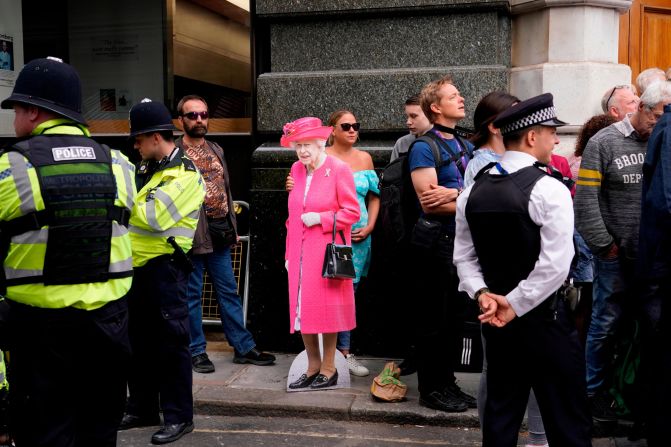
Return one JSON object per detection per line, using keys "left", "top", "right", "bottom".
{"left": 142, "top": 250, "right": 194, "bottom": 273}
{"left": 544, "top": 282, "right": 581, "bottom": 320}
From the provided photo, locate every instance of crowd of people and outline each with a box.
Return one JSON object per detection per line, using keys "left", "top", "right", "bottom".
{"left": 0, "top": 54, "right": 670, "bottom": 447}
{"left": 278, "top": 68, "right": 671, "bottom": 447}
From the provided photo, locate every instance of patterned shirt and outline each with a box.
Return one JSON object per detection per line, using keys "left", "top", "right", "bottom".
{"left": 184, "top": 141, "right": 229, "bottom": 218}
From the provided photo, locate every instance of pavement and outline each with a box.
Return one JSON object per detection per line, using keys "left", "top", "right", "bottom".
{"left": 118, "top": 414, "right": 486, "bottom": 446}
{"left": 193, "top": 346, "right": 481, "bottom": 428}
{"left": 192, "top": 343, "right": 642, "bottom": 445}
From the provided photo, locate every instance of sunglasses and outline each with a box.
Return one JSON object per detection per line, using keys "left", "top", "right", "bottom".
{"left": 340, "top": 122, "right": 360, "bottom": 132}
{"left": 605, "top": 85, "right": 629, "bottom": 109}
{"left": 182, "top": 111, "right": 209, "bottom": 120}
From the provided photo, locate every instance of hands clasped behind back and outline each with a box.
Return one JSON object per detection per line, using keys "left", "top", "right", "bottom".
{"left": 478, "top": 292, "right": 517, "bottom": 328}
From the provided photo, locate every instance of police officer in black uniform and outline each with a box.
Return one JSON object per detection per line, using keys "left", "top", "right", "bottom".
{"left": 454, "top": 94, "right": 592, "bottom": 446}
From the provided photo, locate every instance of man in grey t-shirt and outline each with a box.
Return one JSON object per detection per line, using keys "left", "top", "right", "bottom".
{"left": 390, "top": 94, "right": 432, "bottom": 162}
{"left": 574, "top": 81, "right": 671, "bottom": 422}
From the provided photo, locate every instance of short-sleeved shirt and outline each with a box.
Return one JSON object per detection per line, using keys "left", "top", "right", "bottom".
{"left": 408, "top": 131, "right": 473, "bottom": 231}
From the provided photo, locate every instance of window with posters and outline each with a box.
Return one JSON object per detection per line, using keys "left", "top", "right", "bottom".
{"left": 0, "top": 0, "right": 251, "bottom": 137}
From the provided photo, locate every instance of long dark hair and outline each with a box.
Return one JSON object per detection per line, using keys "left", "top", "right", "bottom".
{"left": 574, "top": 114, "right": 617, "bottom": 157}
{"left": 470, "top": 91, "right": 520, "bottom": 149}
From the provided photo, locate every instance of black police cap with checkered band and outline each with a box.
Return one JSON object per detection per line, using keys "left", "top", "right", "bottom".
{"left": 493, "top": 93, "right": 567, "bottom": 136}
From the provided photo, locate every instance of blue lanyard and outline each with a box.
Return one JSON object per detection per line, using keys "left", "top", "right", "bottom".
{"left": 495, "top": 162, "right": 509, "bottom": 175}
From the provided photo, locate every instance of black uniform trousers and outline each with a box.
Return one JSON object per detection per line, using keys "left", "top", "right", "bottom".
{"left": 638, "top": 276, "right": 670, "bottom": 447}
{"left": 8, "top": 297, "right": 130, "bottom": 447}
{"left": 409, "top": 230, "right": 470, "bottom": 395}
{"left": 126, "top": 256, "right": 193, "bottom": 424}
{"left": 482, "top": 296, "right": 591, "bottom": 447}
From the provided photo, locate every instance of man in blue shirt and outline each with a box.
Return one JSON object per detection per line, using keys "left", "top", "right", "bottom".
{"left": 407, "top": 75, "right": 475, "bottom": 413}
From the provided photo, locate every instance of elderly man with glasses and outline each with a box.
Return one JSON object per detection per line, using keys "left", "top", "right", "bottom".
{"left": 601, "top": 84, "right": 639, "bottom": 121}
{"left": 575, "top": 81, "right": 671, "bottom": 423}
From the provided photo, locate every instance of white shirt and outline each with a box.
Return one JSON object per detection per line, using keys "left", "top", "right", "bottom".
{"left": 454, "top": 150, "right": 574, "bottom": 317}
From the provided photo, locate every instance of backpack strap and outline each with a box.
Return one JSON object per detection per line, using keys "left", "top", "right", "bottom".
{"left": 422, "top": 131, "right": 470, "bottom": 176}
{"left": 408, "top": 135, "right": 444, "bottom": 173}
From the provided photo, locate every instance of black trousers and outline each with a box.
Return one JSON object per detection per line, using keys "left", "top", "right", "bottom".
{"left": 8, "top": 297, "right": 130, "bottom": 447}
{"left": 409, "top": 231, "right": 470, "bottom": 395}
{"left": 126, "top": 256, "right": 193, "bottom": 424}
{"left": 482, "top": 297, "right": 591, "bottom": 447}
{"left": 638, "top": 276, "right": 670, "bottom": 447}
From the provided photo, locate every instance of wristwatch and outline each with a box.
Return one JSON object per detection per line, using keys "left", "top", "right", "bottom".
{"left": 474, "top": 287, "right": 490, "bottom": 301}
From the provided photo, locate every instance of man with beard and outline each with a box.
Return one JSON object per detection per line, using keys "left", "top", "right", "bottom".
{"left": 176, "top": 95, "right": 275, "bottom": 373}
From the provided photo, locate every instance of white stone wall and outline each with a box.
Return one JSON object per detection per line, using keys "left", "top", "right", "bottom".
{"left": 510, "top": 0, "right": 633, "bottom": 134}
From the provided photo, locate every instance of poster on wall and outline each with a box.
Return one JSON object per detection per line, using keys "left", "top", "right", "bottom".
{"left": 0, "top": 0, "right": 23, "bottom": 88}
{"left": 0, "top": 36, "right": 14, "bottom": 72}
{"left": 68, "top": 1, "right": 164, "bottom": 124}
{"left": 98, "top": 88, "right": 134, "bottom": 112}
{"left": 0, "top": 0, "right": 24, "bottom": 135}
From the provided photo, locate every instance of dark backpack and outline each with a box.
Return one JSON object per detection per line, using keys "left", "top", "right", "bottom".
{"left": 378, "top": 133, "right": 471, "bottom": 245}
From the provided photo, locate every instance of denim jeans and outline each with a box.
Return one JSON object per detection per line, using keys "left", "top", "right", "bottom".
{"left": 337, "top": 282, "right": 359, "bottom": 351}
{"left": 585, "top": 256, "right": 629, "bottom": 395}
{"left": 187, "top": 246, "right": 255, "bottom": 356}
{"left": 570, "top": 231, "right": 594, "bottom": 282}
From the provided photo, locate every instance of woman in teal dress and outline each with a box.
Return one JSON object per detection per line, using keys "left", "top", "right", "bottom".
{"left": 351, "top": 169, "right": 380, "bottom": 283}
{"left": 326, "top": 110, "right": 379, "bottom": 377}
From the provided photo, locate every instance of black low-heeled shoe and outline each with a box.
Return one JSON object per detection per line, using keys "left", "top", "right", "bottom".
{"left": 310, "top": 370, "right": 338, "bottom": 389}
{"left": 289, "top": 372, "right": 319, "bottom": 389}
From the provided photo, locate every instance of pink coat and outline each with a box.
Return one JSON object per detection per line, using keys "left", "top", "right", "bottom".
{"left": 285, "top": 155, "right": 360, "bottom": 334}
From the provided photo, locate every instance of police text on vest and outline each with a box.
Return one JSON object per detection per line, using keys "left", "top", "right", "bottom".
{"left": 52, "top": 146, "right": 96, "bottom": 161}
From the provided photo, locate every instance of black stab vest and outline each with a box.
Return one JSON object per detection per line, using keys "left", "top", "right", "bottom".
{"left": 465, "top": 165, "right": 546, "bottom": 296}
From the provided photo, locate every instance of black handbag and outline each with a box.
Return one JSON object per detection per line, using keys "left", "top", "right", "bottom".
{"left": 322, "top": 213, "right": 356, "bottom": 280}
{"left": 208, "top": 214, "right": 237, "bottom": 248}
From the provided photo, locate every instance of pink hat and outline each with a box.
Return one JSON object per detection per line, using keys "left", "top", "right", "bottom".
{"left": 280, "top": 117, "right": 333, "bottom": 148}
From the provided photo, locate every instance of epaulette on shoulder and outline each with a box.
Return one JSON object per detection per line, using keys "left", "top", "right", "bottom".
{"left": 182, "top": 156, "right": 197, "bottom": 172}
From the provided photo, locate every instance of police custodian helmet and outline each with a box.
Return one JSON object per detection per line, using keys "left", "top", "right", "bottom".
{"left": 0, "top": 57, "right": 87, "bottom": 125}
{"left": 128, "top": 98, "right": 177, "bottom": 137}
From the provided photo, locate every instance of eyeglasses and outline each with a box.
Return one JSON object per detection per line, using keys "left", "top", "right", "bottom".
{"left": 340, "top": 122, "right": 360, "bottom": 131}
{"left": 605, "top": 85, "right": 629, "bottom": 109}
{"left": 182, "top": 111, "right": 209, "bottom": 120}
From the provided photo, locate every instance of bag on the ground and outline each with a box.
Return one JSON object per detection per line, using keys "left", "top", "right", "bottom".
{"left": 370, "top": 361, "right": 407, "bottom": 402}
{"left": 322, "top": 213, "right": 356, "bottom": 280}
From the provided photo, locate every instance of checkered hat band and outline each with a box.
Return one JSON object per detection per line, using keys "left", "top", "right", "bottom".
{"left": 501, "top": 106, "right": 557, "bottom": 134}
